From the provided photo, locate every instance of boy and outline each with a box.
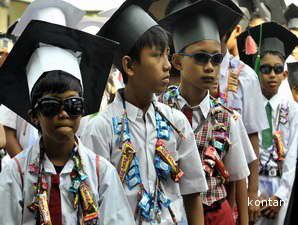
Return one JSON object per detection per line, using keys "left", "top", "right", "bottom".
{"left": 81, "top": 1, "right": 208, "bottom": 225}
{"left": 0, "top": 19, "right": 135, "bottom": 225}
{"left": 237, "top": 21, "right": 298, "bottom": 225}
{"left": 0, "top": 0, "right": 85, "bottom": 158}
{"left": 287, "top": 62, "right": 298, "bottom": 102}
{"left": 159, "top": 0, "right": 251, "bottom": 224}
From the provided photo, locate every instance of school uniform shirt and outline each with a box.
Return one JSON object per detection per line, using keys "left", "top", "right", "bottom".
{"left": 0, "top": 105, "right": 39, "bottom": 150}
{"left": 0, "top": 137, "right": 136, "bottom": 225}
{"left": 170, "top": 91, "right": 250, "bottom": 205}
{"left": 256, "top": 94, "right": 298, "bottom": 225}
{"left": 81, "top": 92, "right": 208, "bottom": 225}
{"left": 219, "top": 50, "right": 268, "bottom": 135}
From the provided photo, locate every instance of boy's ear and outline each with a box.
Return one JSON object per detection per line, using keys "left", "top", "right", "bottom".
{"left": 283, "top": 70, "right": 288, "bottom": 80}
{"left": 122, "top": 56, "right": 135, "bottom": 78}
{"left": 28, "top": 109, "right": 39, "bottom": 126}
{"left": 234, "top": 25, "right": 242, "bottom": 38}
{"left": 172, "top": 53, "right": 183, "bottom": 71}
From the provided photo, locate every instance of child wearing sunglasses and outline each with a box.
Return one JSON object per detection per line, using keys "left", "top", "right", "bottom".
{"left": 0, "top": 19, "right": 135, "bottom": 225}
{"left": 160, "top": 1, "right": 252, "bottom": 225}
{"left": 81, "top": 1, "right": 208, "bottom": 225}
{"left": 237, "top": 22, "right": 298, "bottom": 225}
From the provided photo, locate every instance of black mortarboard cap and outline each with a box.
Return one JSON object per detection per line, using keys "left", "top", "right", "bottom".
{"left": 0, "top": 20, "right": 119, "bottom": 125}
{"left": 287, "top": 62, "right": 298, "bottom": 88}
{"left": 97, "top": 0, "right": 158, "bottom": 70}
{"left": 157, "top": 0, "right": 243, "bottom": 52}
{"left": 284, "top": 4, "right": 298, "bottom": 30}
{"left": 237, "top": 22, "right": 298, "bottom": 69}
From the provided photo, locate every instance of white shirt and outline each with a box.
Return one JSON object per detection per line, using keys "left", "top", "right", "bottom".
{"left": 175, "top": 92, "right": 251, "bottom": 180}
{"left": 258, "top": 93, "right": 298, "bottom": 202}
{"left": 0, "top": 105, "right": 39, "bottom": 150}
{"left": 0, "top": 138, "right": 135, "bottom": 225}
{"left": 81, "top": 92, "right": 208, "bottom": 225}
{"left": 220, "top": 51, "right": 268, "bottom": 134}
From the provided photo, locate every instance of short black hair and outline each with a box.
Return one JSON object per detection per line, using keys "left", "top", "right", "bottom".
{"left": 121, "top": 25, "right": 170, "bottom": 83}
{"left": 30, "top": 70, "right": 82, "bottom": 108}
{"left": 261, "top": 51, "right": 285, "bottom": 63}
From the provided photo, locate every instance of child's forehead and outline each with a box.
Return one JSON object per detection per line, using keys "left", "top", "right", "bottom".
{"left": 42, "top": 90, "right": 79, "bottom": 99}
{"left": 184, "top": 40, "right": 221, "bottom": 53}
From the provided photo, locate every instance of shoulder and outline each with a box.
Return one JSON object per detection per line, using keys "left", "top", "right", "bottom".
{"left": 84, "top": 104, "right": 117, "bottom": 135}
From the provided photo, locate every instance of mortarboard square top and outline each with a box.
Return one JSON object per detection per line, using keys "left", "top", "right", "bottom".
{"left": 98, "top": 0, "right": 158, "bottom": 55}
{"left": 157, "top": 0, "right": 243, "bottom": 52}
{"left": 0, "top": 20, "right": 119, "bottom": 125}
{"left": 237, "top": 22, "right": 298, "bottom": 69}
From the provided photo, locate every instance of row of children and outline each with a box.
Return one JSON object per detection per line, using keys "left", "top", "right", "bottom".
{"left": 0, "top": 0, "right": 298, "bottom": 225}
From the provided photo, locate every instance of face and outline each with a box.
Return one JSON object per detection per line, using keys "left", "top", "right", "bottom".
{"left": 32, "top": 90, "right": 82, "bottom": 143}
{"left": 174, "top": 40, "right": 221, "bottom": 91}
{"left": 259, "top": 53, "right": 286, "bottom": 98}
{"left": 128, "top": 46, "right": 171, "bottom": 94}
{"left": 291, "top": 86, "right": 298, "bottom": 102}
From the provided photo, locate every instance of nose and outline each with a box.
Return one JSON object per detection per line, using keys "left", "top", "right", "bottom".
{"left": 163, "top": 55, "right": 172, "bottom": 72}
{"left": 203, "top": 60, "right": 215, "bottom": 73}
{"left": 57, "top": 108, "right": 70, "bottom": 119}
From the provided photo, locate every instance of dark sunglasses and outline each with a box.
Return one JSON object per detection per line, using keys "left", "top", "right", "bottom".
{"left": 259, "top": 64, "right": 284, "bottom": 75}
{"left": 179, "top": 52, "right": 223, "bottom": 65}
{"left": 34, "top": 96, "right": 84, "bottom": 117}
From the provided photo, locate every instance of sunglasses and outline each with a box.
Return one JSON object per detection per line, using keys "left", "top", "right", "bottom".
{"left": 179, "top": 52, "right": 223, "bottom": 65}
{"left": 34, "top": 96, "right": 84, "bottom": 117}
{"left": 259, "top": 64, "right": 284, "bottom": 75}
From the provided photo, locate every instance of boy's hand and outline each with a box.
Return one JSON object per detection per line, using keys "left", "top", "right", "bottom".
{"left": 248, "top": 192, "right": 261, "bottom": 222}
{"left": 260, "top": 196, "right": 282, "bottom": 219}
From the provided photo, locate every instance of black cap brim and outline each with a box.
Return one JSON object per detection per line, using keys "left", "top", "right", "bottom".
{"left": 0, "top": 20, "right": 119, "bottom": 126}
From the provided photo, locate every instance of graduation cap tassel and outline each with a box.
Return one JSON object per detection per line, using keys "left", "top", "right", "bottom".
{"left": 245, "top": 35, "right": 257, "bottom": 55}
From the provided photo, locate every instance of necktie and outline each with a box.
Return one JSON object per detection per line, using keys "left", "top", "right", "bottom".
{"left": 182, "top": 105, "right": 193, "bottom": 127}
{"left": 49, "top": 174, "right": 62, "bottom": 225}
{"left": 262, "top": 102, "right": 273, "bottom": 149}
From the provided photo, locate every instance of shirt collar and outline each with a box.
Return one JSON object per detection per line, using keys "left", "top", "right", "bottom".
{"left": 263, "top": 93, "right": 282, "bottom": 113}
{"left": 113, "top": 90, "right": 156, "bottom": 122}
{"left": 177, "top": 90, "right": 210, "bottom": 119}
{"left": 29, "top": 136, "right": 85, "bottom": 175}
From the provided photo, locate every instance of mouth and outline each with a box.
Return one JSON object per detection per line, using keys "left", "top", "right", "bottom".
{"left": 201, "top": 76, "right": 215, "bottom": 83}
{"left": 161, "top": 75, "right": 170, "bottom": 83}
{"left": 267, "top": 81, "right": 278, "bottom": 87}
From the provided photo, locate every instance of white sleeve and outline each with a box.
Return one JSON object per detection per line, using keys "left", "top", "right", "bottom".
{"left": 173, "top": 109, "right": 208, "bottom": 194}
{"left": 0, "top": 159, "right": 23, "bottom": 224}
{"left": 81, "top": 115, "right": 113, "bottom": 161}
{"left": 98, "top": 157, "right": 136, "bottom": 225}
{"left": 0, "top": 105, "right": 17, "bottom": 129}
{"left": 274, "top": 117, "right": 298, "bottom": 201}
{"left": 235, "top": 112, "right": 257, "bottom": 164}
{"left": 240, "top": 66, "right": 269, "bottom": 134}
{"left": 224, "top": 116, "right": 250, "bottom": 181}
